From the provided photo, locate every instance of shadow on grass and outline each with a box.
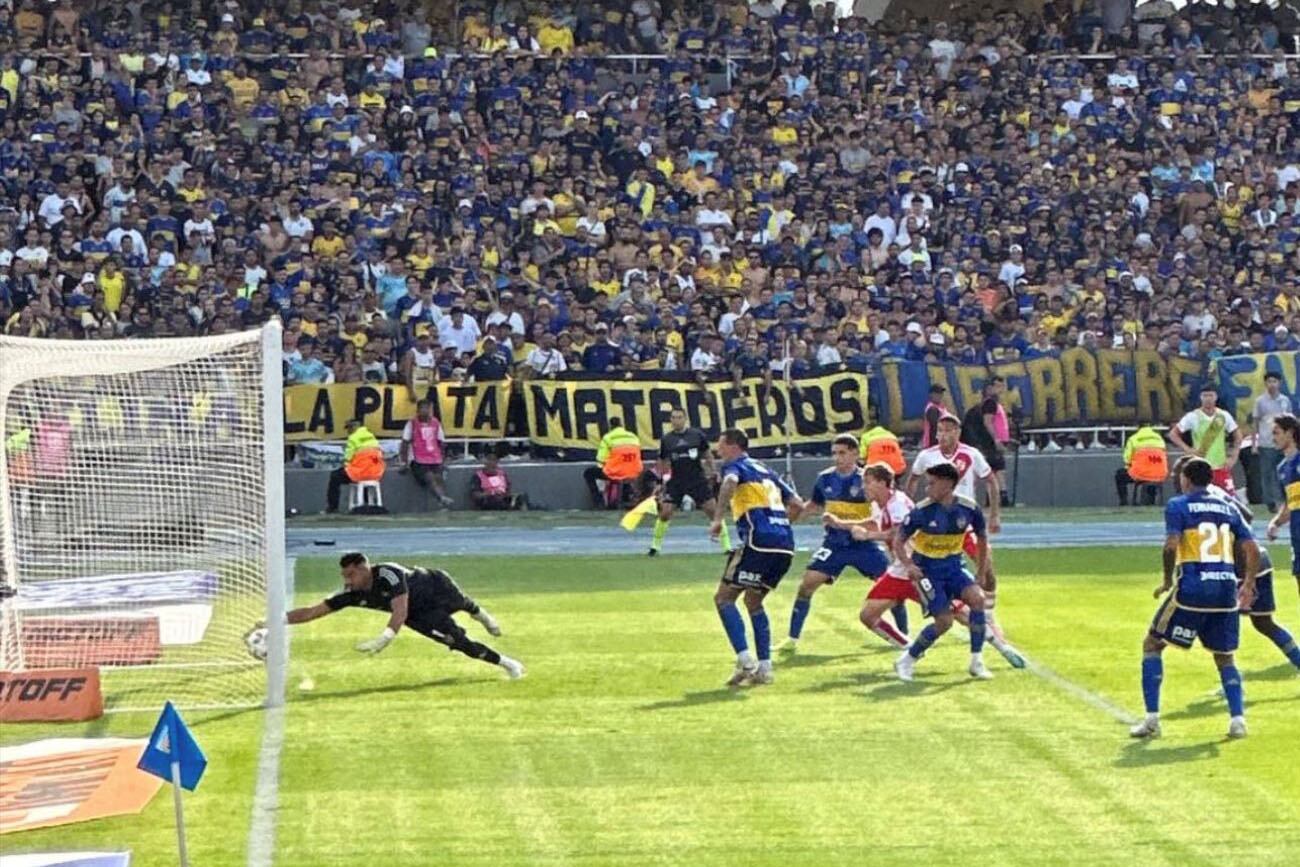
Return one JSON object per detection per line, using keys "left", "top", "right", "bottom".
{"left": 863, "top": 676, "right": 979, "bottom": 701}
{"left": 638, "top": 688, "right": 748, "bottom": 711}
{"left": 290, "top": 676, "right": 478, "bottom": 705}
{"left": 1115, "top": 739, "right": 1221, "bottom": 767}
{"left": 1243, "top": 662, "right": 1300, "bottom": 682}
{"left": 1164, "top": 694, "right": 1297, "bottom": 722}
{"left": 778, "top": 652, "right": 863, "bottom": 669}
{"left": 799, "top": 670, "right": 893, "bottom": 694}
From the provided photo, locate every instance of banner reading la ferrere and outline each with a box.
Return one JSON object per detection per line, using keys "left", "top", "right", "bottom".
{"left": 524, "top": 370, "right": 869, "bottom": 452}
{"left": 282, "top": 381, "right": 512, "bottom": 442}
{"left": 870, "top": 348, "right": 1210, "bottom": 433}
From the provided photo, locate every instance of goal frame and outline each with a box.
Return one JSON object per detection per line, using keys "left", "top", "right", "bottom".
{"left": 0, "top": 322, "right": 287, "bottom": 711}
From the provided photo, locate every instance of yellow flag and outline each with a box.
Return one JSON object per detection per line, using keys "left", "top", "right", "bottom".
{"left": 620, "top": 495, "right": 659, "bottom": 532}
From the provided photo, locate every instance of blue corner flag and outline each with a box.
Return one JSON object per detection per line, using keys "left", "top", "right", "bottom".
{"left": 138, "top": 701, "right": 207, "bottom": 791}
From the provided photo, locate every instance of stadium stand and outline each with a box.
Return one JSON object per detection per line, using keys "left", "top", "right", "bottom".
{"left": 2, "top": 0, "right": 1300, "bottom": 427}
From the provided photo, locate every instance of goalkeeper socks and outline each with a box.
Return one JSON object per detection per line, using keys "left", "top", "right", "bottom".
{"left": 718, "top": 603, "right": 749, "bottom": 654}
{"left": 1219, "top": 665, "right": 1245, "bottom": 717}
{"left": 452, "top": 636, "right": 501, "bottom": 666}
{"left": 908, "top": 624, "right": 940, "bottom": 659}
{"left": 968, "top": 609, "right": 986, "bottom": 654}
{"left": 651, "top": 518, "right": 668, "bottom": 552}
{"left": 718, "top": 518, "right": 734, "bottom": 553}
{"left": 890, "top": 603, "right": 909, "bottom": 635}
{"left": 1141, "top": 653, "right": 1163, "bottom": 714}
{"left": 789, "top": 596, "right": 811, "bottom": 640}
{"left": 1263, "top": 625, "right": 1300, "bottom": 668}
{"left": 750, "top": 608, "right": 771, "bottom": 661}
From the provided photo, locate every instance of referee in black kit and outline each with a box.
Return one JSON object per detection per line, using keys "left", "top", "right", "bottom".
{"left": 286, "top": 553, "right": 526, "bottom": 679}
{"left": 648, "top": 409, "right": 733, "bottom": 556}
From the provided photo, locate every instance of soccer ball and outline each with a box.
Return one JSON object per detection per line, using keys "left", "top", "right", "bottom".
{"left": 244, "top": 626, "right": 269, "bottom": 661}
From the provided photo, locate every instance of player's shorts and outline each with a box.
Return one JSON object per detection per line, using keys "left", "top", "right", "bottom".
{"left": 408, "top": 610, "right": 467, "bottom": 647}
{"left": 1241, "top": 549, "right": 1275, "bottom": 615}
{"left": 664, "top": 475, "right": 713, "bottom": 508}
{"left": 961, "top": 528, "right": 992, "bottom": 559}
{"left": 1211, "top": 468, "right": 1237, "bottom": 497}
{"left": 866, "top": 572, "right": 920, "bottom": 604}
{"left": 805, "top": 542, "right": 889, "bottom": 582}
{"left": 1150, "top": 596, "right": 1239, "bottom": 653}
{"left": 914, "top": 567, "right": 976, "bottom": 616}
{"left": 984, "top": 447, "right": 1007, "bottom": 473}
{"left": 721, "top": 546, "right": 793, "bottom": 591}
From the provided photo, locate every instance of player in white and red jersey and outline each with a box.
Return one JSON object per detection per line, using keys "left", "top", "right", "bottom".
{"left": 857, "top": 462, "right": 1026, "bottom": 668}
{"left": 846, "top": 464, "right": 915, "bottom": 648}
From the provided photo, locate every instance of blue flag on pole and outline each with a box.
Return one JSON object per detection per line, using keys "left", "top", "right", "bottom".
{"left": 137, "top": 701, "right": 207, "bottom": 791}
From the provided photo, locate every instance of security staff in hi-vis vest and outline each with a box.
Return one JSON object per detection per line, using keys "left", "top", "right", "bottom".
{"left": 860, "top": 426, "right": 906, "bottom": 475}
{"left": 1116, "top": 425, "right": 1168, "bottom": 506}
{"left": 583, "top": 417, "right": 654, "bottom": 508}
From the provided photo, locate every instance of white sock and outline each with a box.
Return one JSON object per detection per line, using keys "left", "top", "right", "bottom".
{"left": 971, "top": 651, "right": 984, "bottom": 664}
{"left": 1146, "top": 712, "right": 1160, "bottom": 723}
{"left": 737, "top": 650, "right": 756, "bottom": 668}
{"left": 758, "top": 659, "right": 773, "bottom": 673}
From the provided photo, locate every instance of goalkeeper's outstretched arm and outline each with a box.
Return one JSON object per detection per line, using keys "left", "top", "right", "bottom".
{"left": 287, "top": 602, "right": 334, "bottom": 624}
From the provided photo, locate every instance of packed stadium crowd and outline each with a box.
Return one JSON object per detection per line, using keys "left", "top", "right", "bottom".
{"left": 3, "top": 0, "right": 1300, "bottom": 389}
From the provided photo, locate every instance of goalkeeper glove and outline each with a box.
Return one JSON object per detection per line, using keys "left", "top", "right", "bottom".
{"left": 356, "top": 627, "right": 396, "bottom": 655}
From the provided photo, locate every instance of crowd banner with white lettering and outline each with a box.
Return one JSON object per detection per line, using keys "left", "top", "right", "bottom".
{"left": 1212, "top": 352, "right": 1300, "bottom": 426}
{"left": 868, "top": 348, "right": 1211, "bottom": 433}
{"left": 282, "top": 382, "right": 511, "bottom": 442}
{"left": 523, "top": 370, "right": 869, "bottom": 453}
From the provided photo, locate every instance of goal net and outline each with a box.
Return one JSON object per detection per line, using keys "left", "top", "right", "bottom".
{"left": 0, "top": 324, "right": 286, "bottom": 712}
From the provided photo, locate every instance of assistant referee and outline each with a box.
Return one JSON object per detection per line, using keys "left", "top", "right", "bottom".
{"left": 649, "top": 410, "right": 732, "bottom": 556}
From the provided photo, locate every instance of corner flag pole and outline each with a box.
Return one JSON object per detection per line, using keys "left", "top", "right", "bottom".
{"left": 171, "top": 756, "right": 190, "bottom": 866}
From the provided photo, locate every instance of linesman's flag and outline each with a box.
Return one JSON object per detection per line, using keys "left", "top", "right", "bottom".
{"left": 620, "top": 495, "right": 659, "bottom": 531}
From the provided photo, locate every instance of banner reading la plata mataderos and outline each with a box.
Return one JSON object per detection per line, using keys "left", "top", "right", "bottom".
{"left": 282, "top": 381, "right": 511, "bottom": 443}
{"left": 869, "top": 347, "right": 1210, "bottom": 433}
{"left": 523, "top": 369, "right": 869, "bottom": 452}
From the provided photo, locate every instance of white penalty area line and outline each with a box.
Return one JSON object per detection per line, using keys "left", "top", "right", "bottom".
{"left": 247, "top": 703, "right": 286, "bottom": 867}
{"left": 951, "top": 623, "right": 1140, "bottom": 725}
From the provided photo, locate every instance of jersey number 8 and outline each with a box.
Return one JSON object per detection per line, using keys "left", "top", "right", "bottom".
{"left": 1196, "top": 522, "right": 1234, "bottom": 564}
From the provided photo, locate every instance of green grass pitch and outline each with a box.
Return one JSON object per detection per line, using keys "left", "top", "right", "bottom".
{"left": 4, "top": 546, "right": 1300, "bottom": 865}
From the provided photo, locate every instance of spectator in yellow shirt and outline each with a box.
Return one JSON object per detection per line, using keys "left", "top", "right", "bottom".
{"left": 97, "top": 259, "right": 128, "bottom": 312}
{"left": 538, "top": 14, "right": 575, "bottom": 55}
{"left": 225, "top": 62, "right": 260, "bottom": 109}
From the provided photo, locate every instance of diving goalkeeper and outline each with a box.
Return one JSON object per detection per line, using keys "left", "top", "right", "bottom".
{"left": 286, "top": 552, "right": 525, "bottom": 679}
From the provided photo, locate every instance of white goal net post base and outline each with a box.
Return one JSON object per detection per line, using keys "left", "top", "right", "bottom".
{"left": 0, "top": 324, "right": 287, "bottom": 712}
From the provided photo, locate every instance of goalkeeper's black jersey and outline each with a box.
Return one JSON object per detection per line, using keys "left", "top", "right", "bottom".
{"left": 324, "top": 563, "right": 446, "bottom": 614}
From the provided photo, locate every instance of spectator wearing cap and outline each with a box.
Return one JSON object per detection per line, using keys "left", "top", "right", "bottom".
{"left": 582, "top": 323, "right": 623, "bottom": 373}
{"left": 467, "top": 334, "right": 511, "bottom": 382}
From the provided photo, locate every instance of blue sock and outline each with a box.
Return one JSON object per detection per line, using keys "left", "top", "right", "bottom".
{"left": 1141, "top": 654, "right": 1163, "bottom": 714}
{"left": 789, "top": 597, "right": 811, "bottom": 640}
{"left": 891, "top": 603, "right": 909, "bottom": 635}
{"left": 718, "top": 604, "right": 748, "bottom": 655}
{"left": 1220, "top": 665, "right": 1244, "bottom": 717}
{"left": 1266, "top": 626, "right": 1300, "bottom": 668}
{"left": 750, "top": 608, "right": 771, "bottom": 661}
{"left": 909, "top": 624, "right": 940, "bottom": 659}
{"left": 968, "top": 609, "right": 986, "bottom": 653}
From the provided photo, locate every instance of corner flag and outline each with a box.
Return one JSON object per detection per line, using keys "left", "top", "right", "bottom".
{"left": 138, "top": 701, "right": 207, "bottom": 791}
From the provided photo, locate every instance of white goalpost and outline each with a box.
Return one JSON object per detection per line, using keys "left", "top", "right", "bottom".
{"left": 0, "top": 323, "right": 286, "bottom": 712}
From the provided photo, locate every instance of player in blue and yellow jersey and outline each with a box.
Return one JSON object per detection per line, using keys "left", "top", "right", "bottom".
{"left": 892, "top": 462, "right": 995, "bottom": 682}
{"left": 1133, "top": 458, "right": 1260, "bottom": 740}
{"left": 780, "top": 435, "right": 909, "bottom": 652}
{"left": 709, "top": 428, "right": 806, "bottom": 687}
{"left": 1267, "top": 413, "right": 1300, "bottom": 610}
